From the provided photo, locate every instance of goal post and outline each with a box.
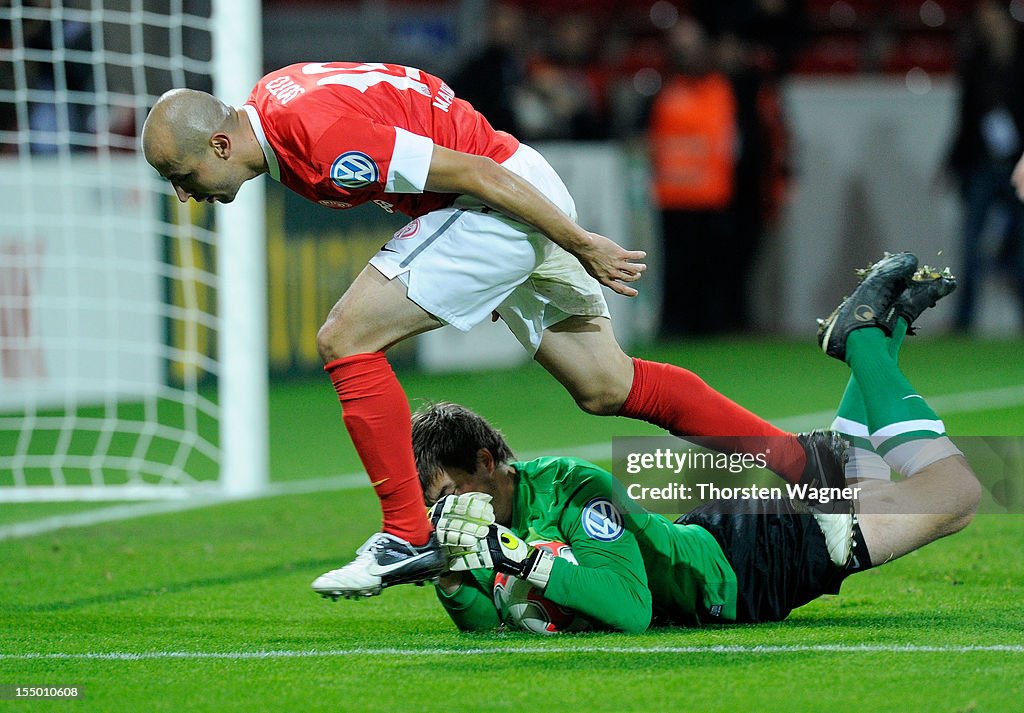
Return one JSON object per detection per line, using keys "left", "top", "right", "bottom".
{"left": 0, "top": 0, "right": 268, "bottom": 501}
{"left": 212, "top": 0, "right": 268, "bottom": 497}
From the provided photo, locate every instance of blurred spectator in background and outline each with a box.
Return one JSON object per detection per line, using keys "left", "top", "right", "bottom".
{"left": 0, "top": 0, "right": 93, "bottom": 154}
{"left": 716, "top": 31, "right": 793, "bottom": 331}
{"left": 0, "top": 15, "right": 15, "bottom": 148}
{"left": 449, "top": 2, "right": 527, "bottom": 136}
{"left": 18, "top": 0, "right": 94, "bottom": 154}
{"left": 516, "top": 11, "right": 609, "bottom": 141}
{"left": 645, "top": 3, "right": 804, "bottom": 336}
{"left": 946, "top": 0, "right": 1024, "bottom": 331}
{"left": 647, "top": 16, "right": 738, "bottom": 336}
{"left": 694, "top": 0, "right": 809, "bottom": 75}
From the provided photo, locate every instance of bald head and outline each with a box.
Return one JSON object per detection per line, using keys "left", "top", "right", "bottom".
{"left": 142, "top": 88, "right": 265, "bottom": 204}
{"left": 142, "top": 88, "right": 233, "bottom": 170}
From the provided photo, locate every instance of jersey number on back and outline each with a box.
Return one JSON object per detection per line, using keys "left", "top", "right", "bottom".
{"left": 301, "top": 62, "right": 432, "bottom": 97}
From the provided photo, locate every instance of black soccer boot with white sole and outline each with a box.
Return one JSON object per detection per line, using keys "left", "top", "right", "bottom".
{"left": 312, "top": 532, "right": 446, "bottom": 600}
{"left": 816, "top": 252, "right": 918, "bottom": 362}
{"left": 796, "top": 430, "right": 850, "bottom": 496}
{"left": 795, "top": 430, "right": 855, "bottom": 565}
{"left": 880, "top": 265, "right": 957, "bottom": 336}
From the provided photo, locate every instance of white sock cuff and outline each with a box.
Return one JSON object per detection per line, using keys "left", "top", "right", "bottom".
{"left": 883, "top": 436, "right": 964, "bottom": 478}
{"left": 869, "top": 419, "right": 946, "bottom": 447}
{"left": 831, "top": 417, "right": 869, "bottom": 437}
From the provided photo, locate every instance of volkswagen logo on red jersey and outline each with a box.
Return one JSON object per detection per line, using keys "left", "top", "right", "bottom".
{"left": 581, "top": 497, "right": 623, "bottom": 542}
{"left": 330, "top": 151, "right": 379, "bottom": 189}
{"left": 393, "top": 219, "right": 420, "bottom": 240}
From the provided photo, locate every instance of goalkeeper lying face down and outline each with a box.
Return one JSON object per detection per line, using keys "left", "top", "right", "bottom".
{"left": 413, "top": 254, "right": 981, "bottom": 632}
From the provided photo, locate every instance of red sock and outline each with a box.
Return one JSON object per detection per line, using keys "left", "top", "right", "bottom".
{"left": 325, "top": 352, "right": 432, "bottom": 545}
{"left": 618, "top": 358, "right": 806, "bottom": 484}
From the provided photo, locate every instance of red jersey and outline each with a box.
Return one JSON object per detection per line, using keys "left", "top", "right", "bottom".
{"left": 244, "top": 62, "right": 520, "bottom": 217}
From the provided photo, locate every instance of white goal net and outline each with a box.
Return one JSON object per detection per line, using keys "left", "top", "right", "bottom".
{"left": 0, "top": 0, "right": 267, "bottom": 501}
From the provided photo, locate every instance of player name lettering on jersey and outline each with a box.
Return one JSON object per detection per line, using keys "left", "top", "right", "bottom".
{"left": 432, "top": 82, "right": 455, "bottom": 113}
{"left": 265, "top": 76, "right": 305, "bottom": 106}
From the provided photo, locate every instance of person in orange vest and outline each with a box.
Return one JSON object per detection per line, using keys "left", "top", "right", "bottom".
{"left": 648, "top": 17, "right": 738, "bottom": 336}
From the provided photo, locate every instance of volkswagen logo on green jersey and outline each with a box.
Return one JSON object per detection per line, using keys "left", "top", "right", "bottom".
{"left": 581, "top": 497, "right": 623, "bottom": 542}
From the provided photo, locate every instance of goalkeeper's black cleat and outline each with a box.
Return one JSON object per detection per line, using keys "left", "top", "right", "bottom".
{"left": 311, "top": 532, "right": 445, "bottom": 600}
{"left": 881, "top": 265, "right": 957, "bottom": 335}
{"left": 795, "top": 430, "right": 852, "bottom": 516}
{"left": 792, "top": 432, "right": 855, "bottom": 566}
{"left": 816, "top": 252, "right": 918, "bottom": 362}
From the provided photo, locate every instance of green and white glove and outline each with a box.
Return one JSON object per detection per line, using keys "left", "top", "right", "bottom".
{"left": 428, "top": 492, "right": 495, "bottom": 548}
{"left": 448, "top": 523, "right": 555, "bottom": 590}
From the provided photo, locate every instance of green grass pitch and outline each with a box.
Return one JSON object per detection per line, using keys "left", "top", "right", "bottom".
{"left": 1, "top": 338, "right": 1022, "bottom": 712}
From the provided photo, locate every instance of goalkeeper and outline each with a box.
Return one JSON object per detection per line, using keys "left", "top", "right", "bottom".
{"left": 416, "top": 256, "right": 980, "bottom": 632}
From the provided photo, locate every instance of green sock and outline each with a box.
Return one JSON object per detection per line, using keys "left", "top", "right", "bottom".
{"left": 845, "top": 327, "right": 945, "bottom": 456}
{"left": 832, "top": 318, "right": 910, "bottom": 446}
{"left": 887, "top": 317, "right": 908, "bottom": 359}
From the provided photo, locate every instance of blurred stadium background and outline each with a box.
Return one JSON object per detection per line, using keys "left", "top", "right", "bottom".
{"left": 0, "top": 2, "right": 1022, "bottom": 710}
{"left": 4, "top": 2, "right": 1021, "bottom": 484}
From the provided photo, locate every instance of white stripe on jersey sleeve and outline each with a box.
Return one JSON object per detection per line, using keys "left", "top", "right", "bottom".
{"left": 387, "top": 128, "right": 434, "bottom": 193}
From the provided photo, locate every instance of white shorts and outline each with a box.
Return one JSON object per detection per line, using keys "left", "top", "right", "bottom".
{"left": 369, "top": 143, "right": 610, "bottom": 354}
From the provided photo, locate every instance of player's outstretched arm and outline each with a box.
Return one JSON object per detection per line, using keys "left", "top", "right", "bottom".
{"left": 546, "top": 543, "right": 653, "bottom": 633}
{"left": 448, "top": 522, "right": 653, "bottom": 633}
{"left": 424, "top": 146, "right": 647, "bottom": 297}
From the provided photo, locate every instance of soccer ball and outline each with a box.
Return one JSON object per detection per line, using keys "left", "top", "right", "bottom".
{"left": 492, "top": 541, "right": 591, "bottom": 634}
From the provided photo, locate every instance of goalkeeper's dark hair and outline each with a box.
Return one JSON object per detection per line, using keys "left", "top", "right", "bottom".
{"left": 411, "top": 402, "right": 515, "bottom": 490}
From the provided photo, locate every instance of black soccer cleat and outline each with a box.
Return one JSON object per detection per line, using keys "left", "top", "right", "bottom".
{"left": 816, "top": 252, "right": 919, "bottom": 362}
{"left": 797, "top": 430, "right": 850, "bottom": 491}
{"left": 311, "top": 532, "right": 446, "bottom": 600}
{"left": 795, "top": 430, "right": 853, "bottom": 516}
{"left": 880, "top": 265, "right": 957, "bottom": 336}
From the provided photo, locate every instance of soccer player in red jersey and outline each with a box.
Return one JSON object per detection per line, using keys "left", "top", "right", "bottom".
{"left": 141, "top": 62, "right": 845, "bottom": 598}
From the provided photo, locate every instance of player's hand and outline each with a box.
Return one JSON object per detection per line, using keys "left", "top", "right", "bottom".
{"left": 575, "top": 232, "right": 647, "bottom": 298}
{"left": 448, "top": 524, "right": 555, "bottom": 588}
{"left": 1013, "top": 151, "right": 1024, "bottom": 201}
{"left": 429, "top": 492, "right": 495, "bottom": 548}
{"left": 449, "top": 523, "right": 528, "bottom": 573}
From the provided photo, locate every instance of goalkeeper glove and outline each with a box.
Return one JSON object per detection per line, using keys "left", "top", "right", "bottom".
{"left": 428, "top": 492, "right": 495, "bottom": 548}
{"left": 449, "top": 523, "right": 556, "bottom": 590}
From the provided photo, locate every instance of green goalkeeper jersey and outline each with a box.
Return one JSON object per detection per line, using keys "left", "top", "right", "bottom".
{"left": 437, "top": 456, "right": 737, "bottom": 632}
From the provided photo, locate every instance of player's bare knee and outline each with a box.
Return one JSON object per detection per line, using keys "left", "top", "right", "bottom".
{"left": 574, "top": 393, "right": 616, "bottom": 416}
{"left": 315, "top": 322, "right": 339, "bottom": 362}
{"left": 933, "top": 463, "right": 981, "bottom": 537}
{"left": 316, "top": 315, "right": 356, "bottom": 362}
{"left": 572, "top": 382, "right": 627, "bottom": 416}
{"left": 950, "top": 467, "right": 981, "bottom": 533}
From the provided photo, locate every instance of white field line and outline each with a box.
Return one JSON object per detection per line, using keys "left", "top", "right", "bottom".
{"left": 2, "top": 384, "right": 1022, "bottom": 542}
{"left": 1, "top": 644, "right": 1022, "bottom": 661}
